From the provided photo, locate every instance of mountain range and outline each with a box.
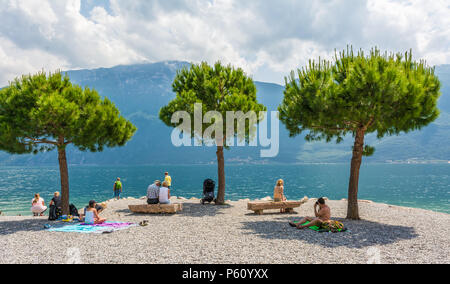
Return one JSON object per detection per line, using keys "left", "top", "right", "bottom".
{"left": 0, "top": 61, "right": 449, "bottom": 165}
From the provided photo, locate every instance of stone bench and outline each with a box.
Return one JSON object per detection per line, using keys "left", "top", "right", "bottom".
{"left": 129, "top": 203, "right": 183, "bottom": 214}
{"left": 247, "top": 197, "right": 308, "bottom": 215}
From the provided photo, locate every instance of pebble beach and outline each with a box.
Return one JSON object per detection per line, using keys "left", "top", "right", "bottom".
{"left": 1, "top": 197, "right": 449, "bottom": 264}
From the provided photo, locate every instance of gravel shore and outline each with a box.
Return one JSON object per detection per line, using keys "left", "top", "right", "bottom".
{"left": 1, "top": 197, "right": 449, "bottom": 264}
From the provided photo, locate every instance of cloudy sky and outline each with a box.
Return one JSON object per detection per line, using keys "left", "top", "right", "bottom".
{"left": 0, "top": 0, "right": 449, "bottom": 85}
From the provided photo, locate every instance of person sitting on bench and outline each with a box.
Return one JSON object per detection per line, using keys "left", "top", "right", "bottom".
{"left": 274, "top": 179, "right": 287, "bottom": 213}
{"left": 147, "top": 180, "right": 161, "bottom": 204}
{"left": 159, "top": 181, "right": 171, "bottom": 204}
{"left": 290, "top": 198, "right": 331, "bottom": 229}
{"left": 274, "top": 179, "right": 287, "bottom": 202}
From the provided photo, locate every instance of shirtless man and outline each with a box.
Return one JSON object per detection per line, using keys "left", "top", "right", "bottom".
{"left": 290, "top": 198, "right": 331, "bottom": 229}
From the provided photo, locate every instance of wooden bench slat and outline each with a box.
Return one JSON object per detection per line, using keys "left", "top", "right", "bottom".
{"left": 247, "top": 201, "right": 302, "bottom": 210}
{"left": 247, "top": 197, "right": 308, "bottom": 214}
{"left": 129, "top": 204, "right": 183, "bottom": 214}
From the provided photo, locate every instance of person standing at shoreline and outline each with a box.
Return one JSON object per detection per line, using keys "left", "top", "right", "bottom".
{"left": 164, "top": 172, "right": 172, "bottom": 189}
{"left": 113, "top": 178, "right": 123, "bottom": 200}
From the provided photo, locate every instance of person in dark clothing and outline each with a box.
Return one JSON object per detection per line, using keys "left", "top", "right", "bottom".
{"left": 48, "top": 192, "right": 63, "bottom": 221}
{"left": 49, "top": 192, "right": 62, "bottom": 208}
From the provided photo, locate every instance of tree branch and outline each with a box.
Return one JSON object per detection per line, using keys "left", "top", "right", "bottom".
{"left": 24, "top": 137, "right": 58, "bottom": 145}
{"left": 364, "top": 117, "right": 375, "bottom": 130}
{"left": 310, "top": 125, "right": 351, "bottom": 131}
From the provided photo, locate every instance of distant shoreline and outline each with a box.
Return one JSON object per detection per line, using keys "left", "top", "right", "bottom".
{"left": 0, "top": 161, "right": 449, "bottom": 167}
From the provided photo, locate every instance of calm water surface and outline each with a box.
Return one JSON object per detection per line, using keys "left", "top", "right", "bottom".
{"left": 0, "top": 164, "right": 448, "bottom": 216}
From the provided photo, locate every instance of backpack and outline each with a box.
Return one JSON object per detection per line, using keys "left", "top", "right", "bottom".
{"left": 321, "top": 220, "right": 346, "bottom": 233}
{"left": 48, "top": 205, "right": 62, "bottom": 221}
{"left": 69, "top": 204, "right": 79, "bottom": 217}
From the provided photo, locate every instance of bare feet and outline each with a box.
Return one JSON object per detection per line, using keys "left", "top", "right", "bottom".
{"left": 289, "top": 221, "right": 303, "bottom": 229}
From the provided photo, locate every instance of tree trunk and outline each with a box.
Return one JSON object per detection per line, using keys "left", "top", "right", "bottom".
{"left": 58, "top": 146, "right": 70, "bottom": 215}
{"left": 215, "top": 146, "right": 226, "bottom": 205}
{"left": 347, "top": 128, "right": 365, "bottom": 220}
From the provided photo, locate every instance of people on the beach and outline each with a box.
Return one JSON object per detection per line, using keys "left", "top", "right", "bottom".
{"left": 274, "top": 179, "right": 287, "bottom": 202}
{"left": 159, "top": 181, "right": 171, "bottom": 204}
{"left": 95, "top": 203, "right": 105, "bottom": 214}
{"left": 79, "top": 201, "right": 105, "bottom": 221}
{"left": 31, "top": 194, "right": 47, "bottom": 216}
{"left": 164, "top": 172, "right": 172, "bottom": 189}
{"left": 48, "top": 192, "right": 63, "bottom": 221}
{"left": 147, "top": 180, "right": 161, "bottom": 204}
{"left": 274, "top": 179, "right": 287, "bottom": 213}
{"left": 49, "top": 192, "right": 62, "bottom": 208}
{"left": 113, "top": 178, "right": 123, "bottom": 200}
{"left": 290, "top": 197, "right": 331, "bottom": 229}
{"left": 201, "top": 178, "right": 216, "bottom": 204}
{"left": 84, "top": 200, "right": 106, "bottom": 224}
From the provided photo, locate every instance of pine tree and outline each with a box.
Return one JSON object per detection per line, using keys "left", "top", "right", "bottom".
{"left": 0, "top": 71, "right": 137, "bottom": 214}
{"left": 160, "top": 62, "right": 266, "bottom": 204}
{"left": 279, "top": 48, "right": 441, "bottom": 219}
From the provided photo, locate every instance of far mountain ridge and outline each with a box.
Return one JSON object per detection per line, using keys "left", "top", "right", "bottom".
{"left": 0, "top": 61, "right": 448, "bottom": 165}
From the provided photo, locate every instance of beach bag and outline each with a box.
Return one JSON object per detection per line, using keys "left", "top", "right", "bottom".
{"left": 321, "top": 220, "right": 345, "bottom": 233}
{"left": 48, "top": 205, "right": 58, "bottom": 221}
{"left": 69, "top": 204, "right": 79, "bottom": 217}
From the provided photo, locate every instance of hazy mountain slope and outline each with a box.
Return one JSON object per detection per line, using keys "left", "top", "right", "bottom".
{"left": 436, "top": 65, "right": 450, "bottom": 112}
{"left": 297, "top": 65, "right": 450, "bottom": 163}
{"left": 0, "top": 62, "right": 448, "bottom": 165}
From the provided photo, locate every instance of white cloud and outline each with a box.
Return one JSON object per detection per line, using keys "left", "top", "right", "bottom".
{"left": 0, "top": 0, "right": 449, "bottom": 85}
{"left": 0, "top": 36, "right": 69, "bottom": 85}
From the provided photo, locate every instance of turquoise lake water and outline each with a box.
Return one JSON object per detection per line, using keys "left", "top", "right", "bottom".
{"left": 0, "top": 164, "right": 449, "bottom": 216}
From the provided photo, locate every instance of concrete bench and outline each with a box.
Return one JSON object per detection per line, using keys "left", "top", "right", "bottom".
{"left": 129, "top": 203, "right": 183, "bottom": 214}
{"left": 247, "top": 197, "right": 308, "bottom": 215}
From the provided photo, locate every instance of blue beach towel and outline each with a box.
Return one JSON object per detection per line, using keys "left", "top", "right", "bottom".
{"left": 47, "top": 222, "right": 136, "bottom": 234}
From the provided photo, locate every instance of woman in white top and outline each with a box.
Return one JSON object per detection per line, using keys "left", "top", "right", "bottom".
{"left": 159, "top": 181, "right": 171, "bottom": 204}
{"left": 31, "top": 193, "right": 47, "bottom": 216}
{"left": 84, "top": 200, "right": 106, "bottom": 225}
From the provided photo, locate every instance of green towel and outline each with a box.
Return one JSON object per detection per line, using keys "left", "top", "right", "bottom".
{"left": 293, "top": 221, "right": 321, "bottom": 231}
{"left": 292, "top": 221, "right": 346, "bottom": 233}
